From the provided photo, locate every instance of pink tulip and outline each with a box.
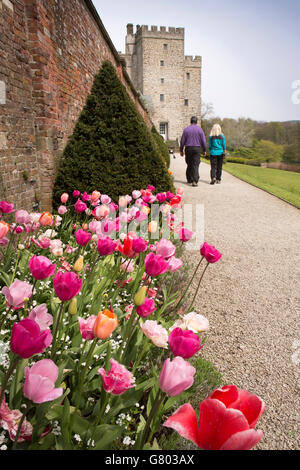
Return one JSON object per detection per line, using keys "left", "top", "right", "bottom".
{"left": 163, "top": 385, "right": 265, "bottom": 450}
{"left": 98, "top": 359, "right": 136, "bottom": 395}
{"left": 179, "top": 228, "right": 194, "bottom": 242}
{"left": 141, "top": 320, "right": 168, "bottom": 348}
{"left": 168, "top": 327, "right": 202, "bottom": 359}
{"left": 89, "top": 220, "right": 101, "bottom": 233}
{"left": 0, "top": 237, "right": 9, "bottom": 246}
{"left": 145, "top": 253, "right": 169, "bottom": 277}
{"left": 166, "top": 191, "right": 175, "bottom": 200}
{"left": 75, "top": 229, "right": 91, "bottom": 247}
{"left": 28, "top": 304, "right": 53, "bottom": 331}
{"left": 53, "top": 271, "right": 82, "bottom": 302}
{"left": 2, "top": 280, "right": 33, "bottom": 310}
{"left": 168, "top": 257, "right": 183, "bottom": 272}
{"left": 132, "top": 237, "right": 148, "bottom": 253}
{"left": 10, "top": 318, "right": 52, "bottom": 359}
{"left": 0, "top": 392, "right": 33, "bottom": 442}
{"left": 24, "top": 359, "right": 63, "bottom": 404}
{"left": 58, "top": 205, "right": 67, "bottom": 215}
{"left": 136, "top": 297, "right": 156, "bottom": 318}
{"left": 74, "top": 199, "right": 87, "bottom": 213}
{"left": 60, "top": 193, "right": 69, "bottom": 204}
{"left": 155, "top": 239, "right": 176, "bottom": 260}
{"left": 97, "top": 237, "right": 117, "bottom": 256}
{"left": 132, "top": 190, "right": 141, "bottom": 199}
{"left": 101, "top": 195, "right": 111, "bottom": 205}
{"left": 15, "top": 210, "right": 31, "bottom": 225}
{"left": 78, "top": 315, "right": 97, "bottom": 340}
{"left": 73, "top": 190, "right": 80, "bottom": 198}
{"left": 200, "top": 242, "right": 222, "bottom": 263}
{"left": 28, "top": 255, "right": 56, "bottom": 281}
{"left": 159, "top": 357, "right": 196, "bottom": 396}
{"left": 100, "top": 219, "right": 115, "bottom": 236}
{"left": 33, "top": 235, "right": 51, "bottom": 250}
{"left": 0, "top": 200, "right": 14, "bottom": 214}
{"left": 0, "top": 221, "right": 9, "bottom": 239}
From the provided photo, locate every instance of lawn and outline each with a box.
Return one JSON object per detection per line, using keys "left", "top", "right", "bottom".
{"left": 223, "top": 163, "right": 300, "bottom": 208}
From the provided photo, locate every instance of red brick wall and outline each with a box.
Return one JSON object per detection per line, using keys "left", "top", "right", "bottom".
{"left": 0, "top": 0, "right": 151, "bottom": 211}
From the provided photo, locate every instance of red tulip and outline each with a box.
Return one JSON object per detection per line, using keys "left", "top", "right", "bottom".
{"left": 163, "top": 385, "right": 265, "bottom": 450}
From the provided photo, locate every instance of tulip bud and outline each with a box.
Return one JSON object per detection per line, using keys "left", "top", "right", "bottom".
{"left": 73, "top": 256, "right": 84, "bottom": 272}
{"left": 68, "top": 297, "right": 77, "bottom": 315}
{"left": 134, "top": 286, "right": 147, "bottom": 307}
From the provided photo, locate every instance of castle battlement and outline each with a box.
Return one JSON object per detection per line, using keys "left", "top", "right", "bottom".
{"left": 184, "top": 55, "right": 202, "bottom": 65}
{"left": 127, "top": 24, "right": 184, "bottom": 37}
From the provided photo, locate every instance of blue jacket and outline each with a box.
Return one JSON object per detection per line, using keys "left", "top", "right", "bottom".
{"left": 209, "top": 134, "right": 226, "bottom": 156}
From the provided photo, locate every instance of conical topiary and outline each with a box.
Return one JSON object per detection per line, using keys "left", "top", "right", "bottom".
{"left": 53, "top": 61, "right": 174, "bottom": 207}
{"left": 151, "top": 125, "right": 170, "bottom": 168}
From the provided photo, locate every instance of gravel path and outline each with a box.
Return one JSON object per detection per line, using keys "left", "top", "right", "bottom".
{"left": 170, "top": 155, "right": 300, "bottom": 450}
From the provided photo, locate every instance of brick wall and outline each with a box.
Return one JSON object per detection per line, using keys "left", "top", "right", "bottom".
{"left": 0, "top": 0, "right": 151, "bottom": 211}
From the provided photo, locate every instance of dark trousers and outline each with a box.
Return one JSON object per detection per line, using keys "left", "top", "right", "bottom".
{"left": 185, "top": 147, "right": 201, "bottom": 183}
{"left": 210, "top": 155, "right": 224, "bottom": 181}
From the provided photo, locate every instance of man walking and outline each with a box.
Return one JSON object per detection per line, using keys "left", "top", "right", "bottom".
{"left": 180, "top": 116, "right": 207, "bottom": 187}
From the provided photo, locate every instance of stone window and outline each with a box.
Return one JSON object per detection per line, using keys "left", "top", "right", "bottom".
{"left": 163, "top": 44, "right": 168, "bottom": 50}
{"left": 186, "top": 72, "right": 190, "bottom": 80}
{"left": 160, "top": 94, "right": 165, "bottom": 102}
{"left": 160, "top": 60, "right": 164, "bottom": 66}
{"left": 184, "top": 99, "right": 189, "bottom": 106}
{"left": 160, "top": 123, "right": 166, "bottom": 134}
{"left": 161, "top": 78, "right": 164, "bottom": 84}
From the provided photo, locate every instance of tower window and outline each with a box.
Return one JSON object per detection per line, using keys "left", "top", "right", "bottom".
{"left": 184, "top": 99, "right": 189, "bottom": 106}
{"left": 161, "top": 78, "right": 164, "bottom": 84}
{"left": 160, "top": 94, "right": 165, "bottom": 102}
{"left": 163, "top": 43, "right": 168, "bottom": 50}
{"left": 186, "top": 72, "right": 190, "bottom": 80}
{"left": 160, "top": 60, "right": 164, "bottom": 66}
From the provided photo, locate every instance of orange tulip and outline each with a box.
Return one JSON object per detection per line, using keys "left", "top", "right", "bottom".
{"left": 148, "top": 221, "right": 158, "bottom": 234}
{"left": 92, "top": 310, "right": 119, "bottom": 340}
{"left": 0, "top": 221, "right": 9, "bottom": 239}
{"left": 91, "top": 190, "right": 101, "bottom": 202}
{"left": 39, "top": 212, "right": 53, "bottom": 226}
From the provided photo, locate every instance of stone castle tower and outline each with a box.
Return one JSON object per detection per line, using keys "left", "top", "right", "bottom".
{"left": 123, "top": 24, "right": 202, "bottom": 143}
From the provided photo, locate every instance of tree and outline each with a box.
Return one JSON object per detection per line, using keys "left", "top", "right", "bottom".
{"left": 52, "top": 61, "right": 174, "bottom": 208}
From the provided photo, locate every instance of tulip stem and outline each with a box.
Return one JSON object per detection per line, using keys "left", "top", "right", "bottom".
{"left": 51, "top": 302, "right": 65, "bottom": 359}
{"left": 12, "top": 402, "right": 32, "bottom": 449}
{"left": 0, "top": 355, "right": 20, "bottom": 408}
{"left": 187, "top": 262, "right": 210, "bottom": 312}
{"left": 74, "top": 337, "right": 98, "bottom": 414}
{"left": 140, "top": 389, "right": 165, "bottom": 449}
{"left": 10, "top": 250, "right": 21, "bottom": 284}
{"left": 175, "top": 256, "right": 204, "bottom": 311}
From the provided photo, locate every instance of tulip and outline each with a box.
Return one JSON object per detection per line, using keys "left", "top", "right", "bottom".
{"left": 145, "top": 253, "right": 169, "bottom": 277}
{"left": 2, "top": 280, "right": 33, "bottom": 310}
{"left": 91, "top": 190, "right": 101, "bottom": 202}
{"left": 98, "top": 359, "right": 135, "bottom": 395}
{"left": 155, "top": 239, "right": 176, "bottom": 260}
{"left": 58, "top": 205, "right": 67, "bottom": 215}
{"left": 73, "top": 255, "right": 84, "bottom": 272}
{"left": 134, "top": 286, "right": 147, "bottom": 307}
{"left": 81, "top": 192, "right": 90, "bottom": 202}
{"left": 53, "top": 271, "right": 82, "bottom": 302}
{"left": 117, "top": 235, "right": 136, "bottom": 258}
{"left": 132, "top": 237, "right": 148, "bottom": 253}
{"left": 0, "top": 221, "right": 9, "bottom": 239}
{"left": 78, "top": 315, "right": 97, "bottom": 340}
{"left": 0, "top": 200, "right": 14, "bottom": 214}
{"left": 60, "top": 193, "right": 69, "bottom": 204}
{"left": 101, "top": 195, "right": 111, "bottom": 205}
{"left": 24, "top": 359, "right": 63, "bottom": 404}
{"left": 168, "top": 257, "right": 183, "bottom": 272}
{"left": 28, "top": 304, "right": 53, "bottom": 331}
{"left": 163, "top": 385, "right": 265, "bottom": 450}
{"left": 97, "top": 237, "right": 117, "bottom": 256}
{"left": 75, "top": 229, "right": 91, "bottom": 247}
{"left": 200, "top": 242, "right": 222, "bottom": 263}
{"left": 156, "top": 193, "right": 167, "bottom": 203}
{"left": 159, "top": 357, "right": 196, "bottom": 396}
{"left": 73, "top": 190, "right": 80, "bottom": 198}
{"left": 10, "top": 318, "right": 52, "bottom": 359}
{"left": 136, "top": 297, "right": 156, "bottom": 318}
{"left": 148, "top": 221, "right": 158, "bottom": 234}
{"left": 132, "top": 190, "right": 141, "bottom": 199}
{"left": 170, "top": 312, "right": 209, "bottom": 334}
{"left": 68, "top": 297, "right": 78, "bottom": 315}
{"left": 92, "top": 310, "right": 118, "bottom": 340}
{"left": 39, "top": 212, "right": 53, "bottom": 226}
{"left": 179, "top": 228, "right": 194, "bottom": 242}
{"left": 141, "top": 320, "right": 168, "bottom": 348}
{"left": 0, "top": 393, "right": 33, "bottom": 442}
{"left": 28, "top": 255, "right": 56, "bottom": 281}
{"left": 177, "top": 187, "right": 184, "bottom": 196}
{"left": 168, "top": 327, "right": 202, "bottom": 359}
{"left": 15, "top": 210, "right": 31, "bottom": 225}
{"left": 74, "top": 199, "right": 87, "bottom": 213}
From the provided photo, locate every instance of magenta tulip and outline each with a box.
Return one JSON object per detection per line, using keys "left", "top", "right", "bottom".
{"left": 53, "top": 271, "right": 82, "bottom": 302}
{"left": 28, "top": 255, "right": 56, "bottom": 281}
{"left": 145, "top": 253, "right": 169, "bottom": 277}
{"left": 155, "top": 239, "right": 176, "bottom": 260}
{"left": 0, "top": 200, "right": 14, "bottom": 214}
{"left": 10, "top": 318, "right": 52, "bottom": 359}
{"left": 98, "top": 359, "right": 136, "bottom": 395}
{"left": 179, "top": 228, "right": 194, "bottom": 242}
{"left": 168, "top": 327, "right": 202, "bottom": 359}
{"left": 200, "top": 242, "right": 222, "bottom": 263}
{"left": 75, "top": 229, "right": 91, "bottom": 247}
{"left": 74, "top": 199, "right": 87, "bottom": 213}
{"left": 136, "top": 297, "right": 156, "bottom": 318}
{"left": 132, "top": 237, "right": 148, "bottom": 253}
{"left": 73, "top": 190, "right": 80, "bottom": 198}
{"left": 24, "top": 359, "right": 63, "bottom": 404}
{"left": 97, "top": 237, "right": 117, "bottom": 256}
{"left": 1, "top": 280, "right": 33, "bottom": 310}
{"left": 159, "top": 357, "right": 196, "bottom": 396}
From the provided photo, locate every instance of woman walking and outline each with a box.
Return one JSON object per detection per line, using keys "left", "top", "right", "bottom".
{"left": 209, "top": 124, "right": 226, "bottom": 185}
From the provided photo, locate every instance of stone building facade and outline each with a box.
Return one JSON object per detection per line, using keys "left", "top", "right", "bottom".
{"left": 123, "top": 24, "right": 202, "bottom": 143}
{"left": 0, "top": 0, "right": 151, "bottom": 211}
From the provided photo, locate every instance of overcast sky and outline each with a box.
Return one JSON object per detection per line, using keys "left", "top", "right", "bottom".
{"left": 93, "top": 0, "right": 300, "bottom": 122}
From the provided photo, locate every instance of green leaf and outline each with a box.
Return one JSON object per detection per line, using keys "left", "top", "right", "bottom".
{"left": 93, "top": 424, "right": 123, "bottom": 450}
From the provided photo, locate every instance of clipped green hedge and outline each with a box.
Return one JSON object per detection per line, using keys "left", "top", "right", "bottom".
{"left": 225, "top": 157, "right": 248, "bottom": 164}
{"left": 151, "top": 125, "right": 170, "bottom": 168}
{"left": 53, "top": 61, "right": 174, "bottom": 208}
